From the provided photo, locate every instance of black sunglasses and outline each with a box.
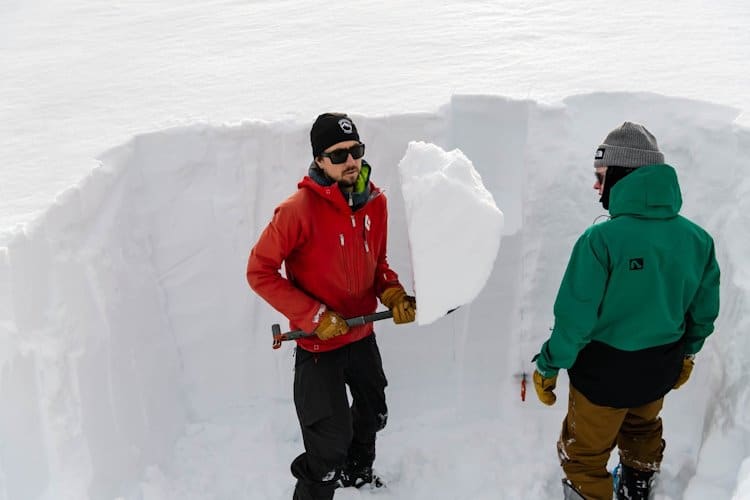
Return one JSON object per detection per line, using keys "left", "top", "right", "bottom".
{"left": 595, "top": 171, "right": 605, "bottom": 184}
{"left": 320, "top": 143, "right": 365, "bottom": 164}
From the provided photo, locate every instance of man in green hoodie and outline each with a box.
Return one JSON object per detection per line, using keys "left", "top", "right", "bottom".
{"left": 532, "top": 122, "right": 720, "bottom": 500}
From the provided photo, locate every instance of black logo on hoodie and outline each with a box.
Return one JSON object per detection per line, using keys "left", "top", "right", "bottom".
{"left": 629, "top": 258, "right": 644, "bottom": 271}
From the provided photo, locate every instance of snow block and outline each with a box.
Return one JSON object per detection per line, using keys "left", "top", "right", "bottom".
{"left": 397, "top": 141, "right": 504, "bottom": 325}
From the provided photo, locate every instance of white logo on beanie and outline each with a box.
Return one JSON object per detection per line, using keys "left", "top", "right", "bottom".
{"left": 595, "top": 148, "right": 605, "bottom": 159}
{"left": 338, "top": 119, "right": 354, "bottom": 134}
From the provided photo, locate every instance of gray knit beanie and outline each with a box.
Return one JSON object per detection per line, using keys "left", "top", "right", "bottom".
{"left": 594, "top": 122, "right": 664, "bottom": 168}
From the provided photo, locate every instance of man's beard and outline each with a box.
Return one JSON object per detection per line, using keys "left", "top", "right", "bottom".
{"left": 337, "top": 169, "right": 359, "bottom": 189}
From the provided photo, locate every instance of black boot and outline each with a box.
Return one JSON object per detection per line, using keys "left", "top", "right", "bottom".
{"left": 615, "top": 463, "right": 654, "bottom": 500}
{"left": 338, "top": 458, "right": 385, "bottom": 489}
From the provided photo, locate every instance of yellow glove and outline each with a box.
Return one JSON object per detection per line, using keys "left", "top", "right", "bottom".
{"left": 380, "top": 286, "right": 416, "bottom": 324}
{"left": 314, "top": 310, "right": 349, "bottom": 340}
{"left": 533, "top": 370, "right": 558, "bottom": 406}
{"left": 673, "top": 356, "right": 695, "bottom": 389}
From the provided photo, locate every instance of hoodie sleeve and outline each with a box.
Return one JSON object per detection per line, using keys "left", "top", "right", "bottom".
{"left": 684, "top": 238, "right": 720, "bottom": 355}
{"left": 536, "top": 228, "right": 609, "bottom": 377}
{"left": 246, "top": 199, "right": 324, "bottom": 333}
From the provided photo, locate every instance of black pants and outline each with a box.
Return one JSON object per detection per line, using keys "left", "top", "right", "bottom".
{"left": 291, "top": 334, "right": 388, "bottom": 500}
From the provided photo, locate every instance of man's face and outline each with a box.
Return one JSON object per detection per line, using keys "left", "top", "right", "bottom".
{"left": 593, "top": 166, "right": 607, "bottom": 196}
{"left": 317, "top": 140, "right": 363, "bottom": 187}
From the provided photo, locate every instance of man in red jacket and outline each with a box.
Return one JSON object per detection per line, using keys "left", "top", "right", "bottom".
{"left": 247, "top": 112, "right": 416, "bottom": 500}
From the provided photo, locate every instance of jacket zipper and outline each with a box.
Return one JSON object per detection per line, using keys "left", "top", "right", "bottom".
{"left": 339, "top": 233, "right": 352, "bottom": 294}
{"left": 350, "top": 215, "right": 359, "bottom": 293}
{"left": 363, "top": 214, "right": 370, "bottom": 253}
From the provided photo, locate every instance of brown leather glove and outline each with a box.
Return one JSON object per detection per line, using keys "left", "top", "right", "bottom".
{"left": 673, "top": 356, "right": 695, "bottom": 389}
{"left": 533, "top": 370, "right": 557, "bottom": 406}
{"left": 314, "top": 310, "right": 349, "bottom": 340}
{"left": 380, "top": 286, "right": 416, "bottom": 324}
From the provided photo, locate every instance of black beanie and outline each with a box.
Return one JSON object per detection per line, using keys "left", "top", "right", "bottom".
{"left": 310, "top": 113, "right": 360, "bottom": 157}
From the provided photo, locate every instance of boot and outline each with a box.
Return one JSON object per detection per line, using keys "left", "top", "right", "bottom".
{"left": 615, "top": 463, "right": 654, "bottom": 500}
{"left": 338, "top": 458, "right": 385, "bottom": 489}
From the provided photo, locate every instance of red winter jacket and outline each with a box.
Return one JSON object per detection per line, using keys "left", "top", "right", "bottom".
{"left": 247, "top": 174, "right": 402, "bottom": 352}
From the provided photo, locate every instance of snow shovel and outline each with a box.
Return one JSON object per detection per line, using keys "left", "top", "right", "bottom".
{"left": 271, "top": 307, "right": 458, "bottom": 349}
{"left": 271, "top": 310, "right": 394, "bottom": 349}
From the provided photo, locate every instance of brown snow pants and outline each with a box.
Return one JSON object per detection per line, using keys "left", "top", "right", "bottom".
{"left": 557, "top": 385, "right": 665, "bottom": 500}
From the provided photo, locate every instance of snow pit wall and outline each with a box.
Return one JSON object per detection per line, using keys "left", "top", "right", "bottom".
{"left": 1, "top": 93, "right": 749, "bottom": 499}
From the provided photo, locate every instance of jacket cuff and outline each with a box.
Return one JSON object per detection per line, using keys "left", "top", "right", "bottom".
{"left": 532, "top": 352, "right": 559, "bottom": 378}
{"left": 379, "top": 285, "right": 406, "bottom": 305}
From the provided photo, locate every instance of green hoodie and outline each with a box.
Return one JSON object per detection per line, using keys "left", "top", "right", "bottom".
{"left": 536, "top": 164, "right": 720, "bottom": 378}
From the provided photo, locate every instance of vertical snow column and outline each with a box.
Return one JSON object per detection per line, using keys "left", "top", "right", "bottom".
{"left": 446, "top": 96, "right": 530, "bottom": 415}
{"left": 519, "top": 101, "right": 591, "bottom": 410}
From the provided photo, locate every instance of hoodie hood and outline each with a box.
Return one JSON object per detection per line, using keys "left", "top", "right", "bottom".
{"left": 608, "top": 164, "right": 682, "bottom": 219}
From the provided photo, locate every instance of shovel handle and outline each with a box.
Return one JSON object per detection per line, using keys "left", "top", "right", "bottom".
{"left": 270, "top": 306, "right": 459, "bottom": 349}
{"left": 271, "top": 310, "right": 394, "bottom": 349}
